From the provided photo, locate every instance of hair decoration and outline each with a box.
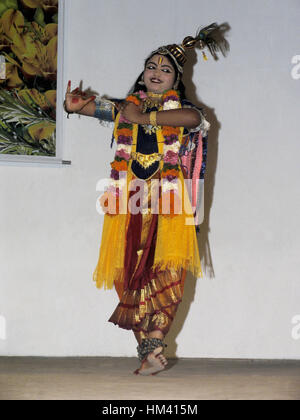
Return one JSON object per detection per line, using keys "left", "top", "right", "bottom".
{"left": 148, "top": 22, "right": 229, "bottom": 74}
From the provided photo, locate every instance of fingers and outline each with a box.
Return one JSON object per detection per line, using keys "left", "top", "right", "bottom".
{"left": 119, "top": 101, "right": 129, "bottom": 114}
{"left": 71, "top": 95, "right": 95, "bottom": 105}
{"left": 66, "top": 88, "right": 94, "bottom": 102}
{"left": 66, "top": 81, "right": 80, "bottom": 97}
{"left": 84, "top": 95, "right": 96, "bottom": 104}
{"left": 66, "top": 80, "right": 88, "bottom": 97}
{"left": 75, "top": 95, "right": 96, "bottom": 113}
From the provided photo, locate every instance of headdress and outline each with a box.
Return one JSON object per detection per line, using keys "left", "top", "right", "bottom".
{"left": 147, "top": 22, "right": 229, "bottom": 75}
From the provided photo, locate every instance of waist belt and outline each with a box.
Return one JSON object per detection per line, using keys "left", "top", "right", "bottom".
{"left": 131, "top": 151, "right": 163, "bottom": 169}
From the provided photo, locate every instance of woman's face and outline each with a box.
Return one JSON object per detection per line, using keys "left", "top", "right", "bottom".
{"left": 143, "top": 54, "right": 176, "bottom": 93}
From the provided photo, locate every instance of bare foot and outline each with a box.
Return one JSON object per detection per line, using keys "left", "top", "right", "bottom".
{"left": 154, "top": 351, "right": 168, "bottom": 366}
{"left": 134, "top": 346, "right": 168, "bottom": 375}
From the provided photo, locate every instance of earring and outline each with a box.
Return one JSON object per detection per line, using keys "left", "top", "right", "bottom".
{"left": 138, "top": 74, "right": 145, "bottom": 85}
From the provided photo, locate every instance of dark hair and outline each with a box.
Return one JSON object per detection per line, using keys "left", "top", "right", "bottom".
{"left": 129, "top": 52, "right": 186, "bottom": 100}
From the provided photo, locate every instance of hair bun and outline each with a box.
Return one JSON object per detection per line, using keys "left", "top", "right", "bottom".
{"left": 182, "top": 36, "right": 197, "bottom": 50}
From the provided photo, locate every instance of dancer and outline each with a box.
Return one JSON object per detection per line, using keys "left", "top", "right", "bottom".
{"left": 64, "top": 23, "right": 227, "bottom": 375}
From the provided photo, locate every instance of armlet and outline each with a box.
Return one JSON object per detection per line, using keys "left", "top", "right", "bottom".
{"left": 94, "top": 97, "right": 116, "bottom": 122}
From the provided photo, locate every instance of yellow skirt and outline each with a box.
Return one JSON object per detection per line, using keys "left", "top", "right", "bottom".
{"left": 92, "top": 164, "right": 203, "bottom": 292}
{"left": 108, "top": 169, "right": 188, "bottom": 335}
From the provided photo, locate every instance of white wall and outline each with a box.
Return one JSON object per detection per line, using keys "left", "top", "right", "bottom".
{"left": 0, "top": 0, "right": 299, "bottom": 358}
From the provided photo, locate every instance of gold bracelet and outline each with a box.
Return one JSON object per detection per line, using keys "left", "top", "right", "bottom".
{"left": 149, "top": 111, "right": 157, "bottom": 127}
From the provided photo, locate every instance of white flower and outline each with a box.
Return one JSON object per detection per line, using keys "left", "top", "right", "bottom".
{"left": 116, "top": 144, "right": 131, "bottom": 153}
{"left": 163, "top": 100, "right": 179, "bottom": 111}
{"left": 202, "top": 118, "right": 211, "bottom": 131}
{"left": 200, "top": 116, "right": 211, "bottom": 136}
{"left": 163, "top": 141, "right": 181, "bottom": 154}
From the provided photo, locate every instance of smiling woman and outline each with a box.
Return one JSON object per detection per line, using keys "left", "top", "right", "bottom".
{"left": 64, "top": 22, "right": 228, "bottom": 376}
{"left": 144, "top": 55, "right": 176, "bottom": 92}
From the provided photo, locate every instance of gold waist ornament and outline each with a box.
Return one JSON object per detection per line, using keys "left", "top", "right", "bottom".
{"left": 131, "top": 151, "right": 163, "bottom": 169}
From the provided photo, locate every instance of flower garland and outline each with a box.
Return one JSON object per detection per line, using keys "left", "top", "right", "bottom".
{"left": 102, "top": 89, "right": 182, "bottom": 216}
{"left": 159, "top": 90, "right": 181, "bottom": 194}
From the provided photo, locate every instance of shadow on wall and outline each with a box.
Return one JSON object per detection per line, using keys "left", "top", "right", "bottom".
{"left": 166, "top": 22, "right": 231, "bottom": 359}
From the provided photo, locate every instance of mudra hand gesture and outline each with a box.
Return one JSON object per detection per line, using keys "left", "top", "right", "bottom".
{"left": 64, "top": 80, "right": 96, "bottom": 114}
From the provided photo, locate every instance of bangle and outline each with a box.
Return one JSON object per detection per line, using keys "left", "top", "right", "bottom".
{"left": 149, "top": 111, "right": 157, "bottom": 127}
{"left": 94, "top": 97, "right": 115, "bottom": 122}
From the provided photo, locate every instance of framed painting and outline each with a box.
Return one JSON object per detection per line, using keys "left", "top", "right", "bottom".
{"left": 0, "top": 0, "right": 67, "bottom": 165}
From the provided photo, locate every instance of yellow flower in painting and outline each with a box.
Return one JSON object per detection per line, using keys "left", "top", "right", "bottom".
{"left": 11, "top": 32, "right": 36, "bottom": 61}
{"left": 20, "top": 0, "right": 58, "bottom": 14}
{"left": 0, "top": 30, "right": 12, "bottom": 50}
{"left": 18, "top": 88, "right": 56, "bottom": 110}
{"left": 1, "top": 9, "right": 57, "bottom": 80}
{"left": 0, "top": 16, "right": 13, "bottom": 50}
{"left": 0, "top": 62, "right": 23, "bottom": 88}
{"left": 10, "top": 33, "right": 57, "bottom": 80}
{"left": 27, "top": 120, "right": 55, "bottom": 142}
{"left": 0, "top": 40, "right": 11, "bottom": 51}
{"left": 31, "top": 22, "right": 58, "bottom": 44}
{"left": 44, "top": 89, "right": 56, "bottom": 109}
{"left": 0, "top": 9, "right": 25, "bottom": 51}
{"left": 21, "top": 36, "right": 57, "bottom": 79}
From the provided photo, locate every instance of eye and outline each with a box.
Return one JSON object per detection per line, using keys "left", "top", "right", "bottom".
{"left": 162, "top": 69, "right": 171, "bottom": 73}
{"left": 146, "top": 65, "right": 155, "bottom": 70}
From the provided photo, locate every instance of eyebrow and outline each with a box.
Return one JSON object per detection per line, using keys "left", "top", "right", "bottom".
{"left": 146, "top": 61, "right": 173, "bottom": 70}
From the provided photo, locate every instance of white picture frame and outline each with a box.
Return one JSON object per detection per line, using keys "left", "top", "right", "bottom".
{"left": 0, "top": 0, "right": 69, "bottom": 167}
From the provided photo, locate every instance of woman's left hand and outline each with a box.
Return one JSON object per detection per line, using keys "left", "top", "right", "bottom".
{"left": 120, "top": 101, "right": 143, "bottom": 123}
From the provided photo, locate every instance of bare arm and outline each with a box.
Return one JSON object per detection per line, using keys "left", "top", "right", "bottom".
{"left": 64, "top": 81, "right": 123, "bottom": 120}
{"left": 76, "top": 100, "right": 96, "bottom": 117}
{"left": 140, "top": 108, "right": 200, "bottom": 129}
{"left": 120, "top": 102, "right": 201, "bottom": 129}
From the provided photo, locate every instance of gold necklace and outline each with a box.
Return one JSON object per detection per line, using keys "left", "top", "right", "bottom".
{"left": 141, "top": 92, "right": 163, "bottom": 133}
{"left": 147, "top": 92, "right": 163, "bottom": 98}
{"left": 142, "top": 92, "right": 163, "bottom": 112}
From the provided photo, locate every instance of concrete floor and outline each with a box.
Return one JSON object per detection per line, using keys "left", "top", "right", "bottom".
{"left": 0, "top": 357, "right": 299, "bottom": 400}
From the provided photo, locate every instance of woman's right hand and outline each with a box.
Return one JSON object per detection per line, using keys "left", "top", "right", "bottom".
{"left": 64, "top": 80, "right": 96, "bottom": 114}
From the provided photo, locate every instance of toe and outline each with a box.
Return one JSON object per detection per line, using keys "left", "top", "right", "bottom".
{"left": 157, "top": 355, "right": 168, "bottom": 365}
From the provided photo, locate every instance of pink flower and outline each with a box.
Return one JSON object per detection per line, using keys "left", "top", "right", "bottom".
{"left": 119, "top": 115, "right": 130, "bottom": 123}
{"left": 116, "top": 149, "right": 131, "bottom": 160}
{"left": 138, "top": 90, "right": 147, "bottom": 99}
{"left": 164, "top": 150, "right": 178, "bottom": 165}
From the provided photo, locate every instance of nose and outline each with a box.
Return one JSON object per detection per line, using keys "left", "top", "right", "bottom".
{"left": 153, "top": 68, "right": 161, "bottom": 77}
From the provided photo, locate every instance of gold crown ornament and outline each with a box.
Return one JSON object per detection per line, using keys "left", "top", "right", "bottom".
{"left": 148, "top": 22, "right": 229, "bottom": 75}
